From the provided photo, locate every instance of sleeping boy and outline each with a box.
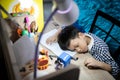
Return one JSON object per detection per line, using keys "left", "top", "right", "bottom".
{"left": 46, "top": 25, "right": 120, "bottom": 78}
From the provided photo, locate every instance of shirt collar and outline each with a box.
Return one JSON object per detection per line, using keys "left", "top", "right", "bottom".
{"left": 85, "top": 33, "right": 94, "bottom": 51}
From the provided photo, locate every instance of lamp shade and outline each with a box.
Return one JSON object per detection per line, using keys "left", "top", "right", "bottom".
{"left": 53, "top": 0, "right": 79, "bottom": 26}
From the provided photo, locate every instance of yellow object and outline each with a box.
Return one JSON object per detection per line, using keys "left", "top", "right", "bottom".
{"left": 0, "top": 0, "right": 44, "bottom": 32}
{"left": 37, "top": 48, "right": 49, "bottom": 70}
{"left": 37, "top": 55, "right": 49, "bottom": 70}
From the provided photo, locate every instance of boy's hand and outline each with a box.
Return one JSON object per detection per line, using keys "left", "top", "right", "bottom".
{"left": 46, "top": 35, "right": 58, "bottom": 44}
{"left": 84, "top": 57, "right": 100, "bottom": 69}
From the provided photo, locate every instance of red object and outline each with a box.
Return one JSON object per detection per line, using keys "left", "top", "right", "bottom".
{"left": 37, "top": 48, "right": 49, "bottom": 70}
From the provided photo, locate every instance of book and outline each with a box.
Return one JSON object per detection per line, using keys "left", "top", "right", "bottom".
{"left": 40, "top": 29, "right": 76, "bottom": 57}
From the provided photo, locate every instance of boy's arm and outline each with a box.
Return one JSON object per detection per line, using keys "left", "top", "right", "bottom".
{"left": 46, "top": 27, "right": 62, "bottom": 44}
{"left": 84, "top": 57, "right": 112, "bottom": 72}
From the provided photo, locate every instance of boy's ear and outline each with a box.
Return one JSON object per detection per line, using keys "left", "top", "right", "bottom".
{"left": 78, "top": 32, "right": 84, "bottom": 38}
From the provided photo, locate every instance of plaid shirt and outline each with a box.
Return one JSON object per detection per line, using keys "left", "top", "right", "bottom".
{"left": 87, "top": 33, "right": 120, "bottom": 77}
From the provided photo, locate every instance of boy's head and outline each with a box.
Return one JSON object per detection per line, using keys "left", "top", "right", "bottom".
{"left": 58, "top": 25, "right": 88, "bottom": 53}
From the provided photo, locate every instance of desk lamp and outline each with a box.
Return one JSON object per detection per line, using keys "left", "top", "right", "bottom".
{"left": 34, "top": 0, "right": 79, "bottom": 79}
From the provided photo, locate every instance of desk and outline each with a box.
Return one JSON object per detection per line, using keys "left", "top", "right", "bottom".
{"left": 24, "top": 21, "right": 115, "bottom": 80}
{"left": 72, "top": 53, "right": 115, "bottom": 80}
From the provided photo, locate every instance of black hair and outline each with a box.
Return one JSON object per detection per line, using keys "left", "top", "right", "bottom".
{"left": 58, "top": 25, "right": 80, "bottom": 50}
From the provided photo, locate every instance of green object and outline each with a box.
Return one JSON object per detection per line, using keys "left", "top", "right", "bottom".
{"left": 13, "top": 13, "right": 17, "bottom": 17}
{"left": 22, "top": 30, "right": 28, "bottom": 36}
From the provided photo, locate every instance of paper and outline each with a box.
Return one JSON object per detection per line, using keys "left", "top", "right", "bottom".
{"left": 40, "top": 29, "right": 76, "bottom": 57}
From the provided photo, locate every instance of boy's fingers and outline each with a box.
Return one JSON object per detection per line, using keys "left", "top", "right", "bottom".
{"left": 84, "top": 61, "right": 90, "bottom": 67}
{"left": 46, "top": 39, "right": 50, "bottom": 44}
{"left": 46, "top": 39, "right": 57, "bottom": 45}
{"left": 46, "top": 38, "right": 53, "bottom": 44}
{"left": 84, "top": 58, "right": 89, "bottom": 66}
{"left": 87, "top": 66, "right": 93, "bottom": 69}
{"left": 85, "top": 62, "right": 93, "bottom": 69}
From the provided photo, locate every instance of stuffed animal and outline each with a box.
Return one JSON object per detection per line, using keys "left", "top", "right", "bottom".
{"left": 37, "top": 48, "right": 49, "bottom": 70}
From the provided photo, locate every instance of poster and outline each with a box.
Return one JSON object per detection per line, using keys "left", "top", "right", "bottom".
{"left": 0, "top": 0, "right": 44, "bottom": 32}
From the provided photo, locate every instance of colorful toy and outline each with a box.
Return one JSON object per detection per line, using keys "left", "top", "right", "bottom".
{"left": 37, "top": 48, "right": 49, "bottom": 70}
{"left": 17, "top": 28, "right": 22, "bottom": 37}
{"left": 24, "top": 16, "right": 30, "bottom": 30}
{"left": 22, "top": 29, "right": 29, "bottom": 36}
{"left": 10, "top": 12, "right": 30, "bottom": 17}
{"left": 30, "top": 21, "right": 38, "bottom": 33}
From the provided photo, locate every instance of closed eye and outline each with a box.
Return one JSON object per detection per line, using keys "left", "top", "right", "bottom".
{"left": 75, "top": 45, "right": 79, "bottom": 48}
{"left": 75, "top": 45, "right": 79, "bottom": 49}
{"left": 69, "top": 49, "right": 75, "bottom": 52}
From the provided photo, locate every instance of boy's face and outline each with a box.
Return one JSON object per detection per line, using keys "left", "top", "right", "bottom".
{"left": 68, "top": 32, "right": 88, "bottom": 53}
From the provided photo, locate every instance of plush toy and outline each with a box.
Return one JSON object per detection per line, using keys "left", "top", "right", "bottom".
{"left": 37, "top": 48, "right": 49, "bottom": 70}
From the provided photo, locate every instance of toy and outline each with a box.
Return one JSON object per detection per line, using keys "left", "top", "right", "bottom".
{"left": 22, "top": 29, "right": 29, "bottom": 36}
{"left": 37, "top": 48, "right": 49, "bottom": 70}
{"left": 30, "top": 21, "right": 38, "bottom": 33}
{"left": 17, "top": 28, "right": 22, "bottom": 37}
{"left": 19, "top": 60, "right": 34, "bottom": 77}
{"left": 10, "top": 12, "right": 30, "bottom": 17}
{"left": 17, "top": 28, "right": 29, "bottom": 37}
{"left": 24, "top": 16, "right": 30, "bottom": 30}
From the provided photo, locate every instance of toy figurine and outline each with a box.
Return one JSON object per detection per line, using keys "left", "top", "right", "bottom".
{"left": 30, "top": 21, "right": 38, "bottom": 33}
{"left": 37, "top": 48, "right": 49, "bottom": 70}
{"left": 17, "top": 28, "right": 22, "bottom": 37}
{"left": 24, "top": 16, "right": 30, "bottom": 30}
{"left": 17, "top": 28, "right": 29, "bottom": 37}
{"left": 22, "top": 29, "right": 29, "bottom": 36}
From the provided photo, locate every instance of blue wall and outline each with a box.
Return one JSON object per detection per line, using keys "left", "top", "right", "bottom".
{"left": 74, "top": 0, "right": 120, "bottom": 65}
{"left": 74, "top": 0, "right": 120, "bottom": 32}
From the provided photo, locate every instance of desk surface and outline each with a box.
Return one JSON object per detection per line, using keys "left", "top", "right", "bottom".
{"left": 72, "top": 53, "right": 115, "bottom": 80}
{"left": 24, "top": 21, "right": 115, "bottom": 80}
{"left": 32, "top": 49, "right": 115, "bottom": 80}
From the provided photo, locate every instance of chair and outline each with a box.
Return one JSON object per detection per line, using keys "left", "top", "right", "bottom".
{"left": 89, "top": 10, "right": 120, "bottom": 66}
